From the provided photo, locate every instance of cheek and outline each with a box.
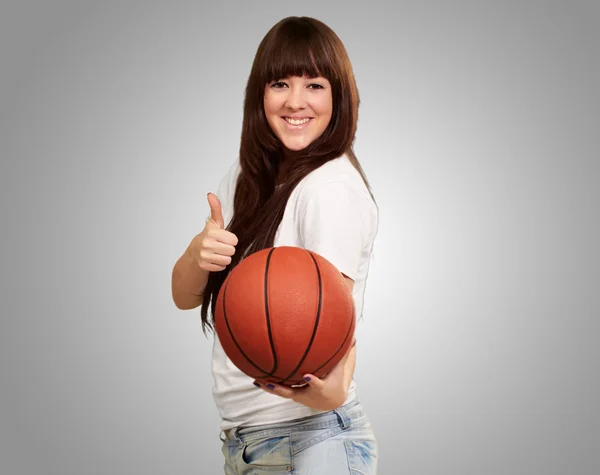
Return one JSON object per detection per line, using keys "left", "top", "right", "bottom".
{"left": 317, "top": 100, "right": 333, "bottom": 123}
{"left": 263, "top": 91, "right": 281, "bottom": 113}
{"left": 264, "top": 108, "right": 280, "bottom": 133}
{"left": 263, "top": 98, "right": 276, "bottom": 125}
{"left": 316, "top": 96, "right": 333, "bottom": 118}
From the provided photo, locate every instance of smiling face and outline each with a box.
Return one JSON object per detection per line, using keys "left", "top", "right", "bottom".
{"left": 263, "top": 75, "right": 333, "bottom": 156}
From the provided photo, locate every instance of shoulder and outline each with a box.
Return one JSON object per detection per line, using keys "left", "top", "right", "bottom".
{"left": 296, "top": 154, "right": 376, "bottom": 213}
{"left": 294, "top": 154, "right": 378, "bottom": 240}
{"left": 224, "top": 159, "right": 242, "bottom": 185}
{"left": 213, "top": 159, "right": 241, "bottom": 227}
{"left": 216, "top": 159, "right": 241, "bottom": 199}
{"left": 293, "top": 155, "right": 378, "bottom": 279}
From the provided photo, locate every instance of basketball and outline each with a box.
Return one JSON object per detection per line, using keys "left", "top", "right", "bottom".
{"left": 214, "top": 246, "right": 355, "bottom": 386}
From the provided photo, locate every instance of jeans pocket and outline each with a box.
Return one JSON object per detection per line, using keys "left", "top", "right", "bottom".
{"left": 344, "top": 435, "right": 378, "bottom": 474}
{"left": 241, "top": 434, "right": 293, "bottom": 471}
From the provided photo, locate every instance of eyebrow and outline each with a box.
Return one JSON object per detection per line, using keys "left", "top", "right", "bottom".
{"left": 273, "top": 76, "right": 328, "bottom": 81}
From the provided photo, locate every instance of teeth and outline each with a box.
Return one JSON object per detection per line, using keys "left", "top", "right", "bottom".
{"left": 285, "top": 117, "right": 311, "bottom": 125}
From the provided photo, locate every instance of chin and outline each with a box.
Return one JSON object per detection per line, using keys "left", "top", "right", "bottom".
{"left": 281, "top": 139, "right": 313, "bottom": 152}
{"left": 285, "top": 145, "right": 307, "bottom": 152}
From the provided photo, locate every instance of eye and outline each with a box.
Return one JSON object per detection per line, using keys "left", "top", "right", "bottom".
{"left": 270, "top": 81, "right": 287, "bottom": 88}
{"left": 308, "top": 83, "right": 325, "bottom": 89}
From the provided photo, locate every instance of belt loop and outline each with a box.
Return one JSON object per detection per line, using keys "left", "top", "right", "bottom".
{"left": 220, "top": 427, "right": 239, "bottom": 442}
{"left": 333, "top": 404, "right": 352, "bottom": 429}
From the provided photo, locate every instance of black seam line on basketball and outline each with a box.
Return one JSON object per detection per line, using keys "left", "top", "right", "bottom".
{"left": 278, "top": 249, "right": 323, "bottom": 384}
{"left": 262, "top": 247, "right": 278, "bottom": 377}
{"left": 277, "top": 317, "right": 353, "bottom": 384}
{"left": 222, "top": 272, "right": 270, "bottom": 376}
{"left": 243, "top": 247, "right": 287, "bottom": 382}
{"left": 310, "top": 311, "right": 354, "bottom": 376}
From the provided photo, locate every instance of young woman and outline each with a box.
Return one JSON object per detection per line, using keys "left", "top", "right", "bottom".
{"left": 171, "top": 16, "right": 379, "bottom": 474}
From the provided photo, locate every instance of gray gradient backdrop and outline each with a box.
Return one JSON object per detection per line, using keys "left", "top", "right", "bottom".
{"left": 1, "top": 1, "right": 598, "bottom": 474}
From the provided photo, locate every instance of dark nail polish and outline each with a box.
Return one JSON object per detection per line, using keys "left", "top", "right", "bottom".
{"left": 253, "top": 382, "right": 260, "bottom": 388}
{"left": 266, "top": 383, "right": 275, "bottom": 390}
{"left": 304, "top": 377, "right": 311, "bottom": 382}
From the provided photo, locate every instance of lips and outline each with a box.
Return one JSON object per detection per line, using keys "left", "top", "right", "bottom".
{"left": 282, "top": 117, "right": 313, "bottom": 129}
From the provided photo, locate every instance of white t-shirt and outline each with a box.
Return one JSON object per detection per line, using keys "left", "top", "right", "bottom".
{"left": 210, "top": 154, "right": 379, "bottom": 430}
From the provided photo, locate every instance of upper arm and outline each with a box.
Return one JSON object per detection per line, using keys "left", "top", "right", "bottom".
{"left": 298, "top": 180, "right": 374, "bottom": 281}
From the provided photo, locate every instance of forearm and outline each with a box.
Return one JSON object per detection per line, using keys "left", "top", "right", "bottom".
{"left": 171, "top": 246, "right": 210, "bottom": 310}
{"left": 343, "top": 342, "right": 357, "bottom": 393}
{"left": 324, "top": 343, "right": 355, "bottom": 409}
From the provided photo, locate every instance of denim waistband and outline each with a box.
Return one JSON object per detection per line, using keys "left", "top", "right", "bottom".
{"left": 221, "top": 400, "right": 364, "bottom": 443}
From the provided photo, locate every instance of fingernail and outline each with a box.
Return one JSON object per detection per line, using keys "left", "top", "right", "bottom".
{"left": 304, "top": 377, "right": 311, "bottom": 382}
{"left": 253, "top": 382, "right": 260, "bottom": 388}
{"left": 266, "top": 384, "right": 275, "bottom": 390}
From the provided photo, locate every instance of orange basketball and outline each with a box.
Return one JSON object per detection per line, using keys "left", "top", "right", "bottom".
{"left": 214, "top": 246, "right": 355, "bottom": 386}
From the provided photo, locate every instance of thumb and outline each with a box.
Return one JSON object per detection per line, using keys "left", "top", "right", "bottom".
{"left": 302, "top": 374, "right": 325, "bottom": 391}
{"left": 207, "top": 192, "right": 224, "bottom": 228}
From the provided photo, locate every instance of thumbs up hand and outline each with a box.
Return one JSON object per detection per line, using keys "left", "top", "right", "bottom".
{"left": 190, "top": 193, "right": 238, "bottom": 272}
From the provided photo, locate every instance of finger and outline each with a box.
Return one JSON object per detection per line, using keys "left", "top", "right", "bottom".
{"left": 200, "top": 251, "right": 232, "bottom": 268}
{"left": 253, "top": 380, "right": 295, "bottom": 399}
{"left": 211, "top": 229, "right": 238, "bottom": 247}
{"left": 203, "top": 239, "right": 236, "bottom": 257}
{"left": 302, "top": 374, "right": 325, "bottom": 391}
{"left": 207, "top": 192, "right": 224, "bottom": 228}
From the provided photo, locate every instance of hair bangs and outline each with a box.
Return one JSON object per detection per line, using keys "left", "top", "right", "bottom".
{"left": 259, "top": 25, "right": 334, "bottom": 85}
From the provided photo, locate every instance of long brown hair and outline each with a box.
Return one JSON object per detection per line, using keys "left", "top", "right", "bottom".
{"left": 200, "top": 16, "right": 374, "bottom": 334}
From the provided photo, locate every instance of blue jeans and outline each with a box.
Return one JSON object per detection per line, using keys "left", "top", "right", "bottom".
{"left": 219, "top": 400, "right": 378, "bottom": 474}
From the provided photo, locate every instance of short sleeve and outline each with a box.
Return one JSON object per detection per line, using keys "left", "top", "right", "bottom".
{"left": 297, "top": 180, "right": 373, "bottom": 281}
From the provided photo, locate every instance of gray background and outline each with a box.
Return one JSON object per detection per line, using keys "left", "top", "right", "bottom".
{"left": 1, "top": 1, "right": 598, "bottom": 474}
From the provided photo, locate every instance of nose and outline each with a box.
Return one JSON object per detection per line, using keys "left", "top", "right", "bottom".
{"left": 284, "top": 85, "right": 307, "bottom": 110}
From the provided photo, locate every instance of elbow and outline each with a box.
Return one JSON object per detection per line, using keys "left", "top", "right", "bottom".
{"left": 172, "top": 290, "right": 203, "bottom": 311}
{"left": 173, "top": 299, "right": 202, "bottom": 311}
